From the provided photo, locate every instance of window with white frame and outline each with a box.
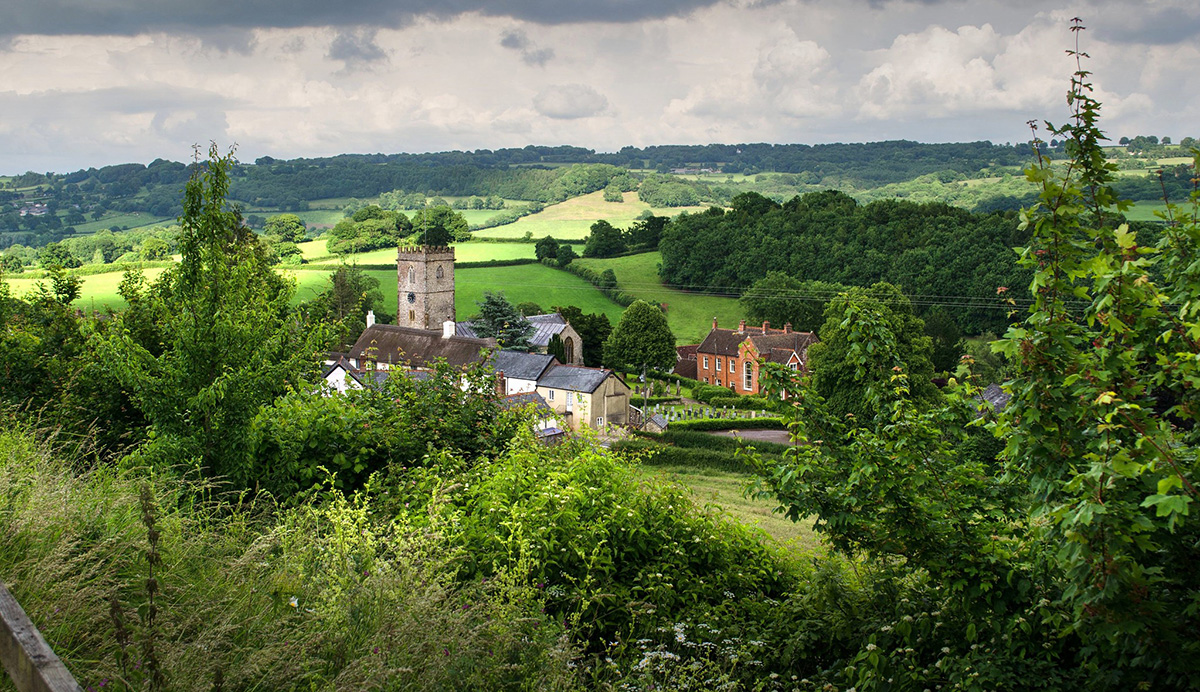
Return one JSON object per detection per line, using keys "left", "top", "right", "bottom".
{"left": 744, "top": 361, "right": 753, "bottom": 390}
{"left": 595, "top": 416, "right": 604, "bottom": 427}
{"left": 703, "top": 356, "right": 709, "bottom": 369}
{"left": 547, "top": 389, "right": 555, "bottom": 401}
{"left": 729, "top": 358, "right": 735, "bottom": 372}
{"left": 716, "top": 358, "right": 722, "bottom": 372}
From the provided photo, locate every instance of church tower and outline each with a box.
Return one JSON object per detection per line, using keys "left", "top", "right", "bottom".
{"left": 397, "top": 245, "right": 455, "bottom": 329}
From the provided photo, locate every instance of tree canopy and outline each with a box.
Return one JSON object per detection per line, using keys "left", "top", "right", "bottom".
{"left": 471, "top": 291, "right": 534, "bottom": 350}
{"left": 603, "top": 299, "right": 675, "bottom": 377}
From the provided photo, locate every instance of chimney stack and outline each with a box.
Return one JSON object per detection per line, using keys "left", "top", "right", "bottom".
{"left": 712, "top": 316, "right": 718, "bottom": 330}
{"left": 496, "top": 370, "right": 507, "bottom": 396}
{"left": 762, "top": 320, "right": 770, "bottom": 334}
{"left": 366, "top": 310, "right": 376, "bottom": 328}
{"left": 783, "top": 322, "right": 792, "bottom": 334}
{"left": 442, "top": 320, "right": 455, "bottom": 339}
{"left": 738, "top": 319, "right": 746, "bottom": 332}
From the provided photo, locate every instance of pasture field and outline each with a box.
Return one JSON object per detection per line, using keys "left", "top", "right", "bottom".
{"left": 285, "top": 262, "right": 623, "bottom": 322}
{"left": 1124, "top": 201, "right": 1170, "bottom": 222}
{"left": 644, "top": 464, "right": 820, "bottom": 552}
{"left": 473, "top": 191, "right": 708, "bottom": 239}
{"left": 295, "top": 240, "right": 584, "bottom": 265}
{"left": 5, "top": 267, "right": 168, "bottom": 310}
{"left": 69, "top": 213, "right": 174, "bottom": 235}
{"left": 574, "top": 251, "right": 743, "bottom": 344}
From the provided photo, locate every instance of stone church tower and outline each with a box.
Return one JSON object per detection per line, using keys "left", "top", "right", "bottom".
{"left": 397, "top": 245, "right": 456, "bottom": 329}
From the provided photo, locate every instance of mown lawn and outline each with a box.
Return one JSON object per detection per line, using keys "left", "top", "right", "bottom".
{"left": 473, "top": 191, "right": 708, "bottom": 239}
{"left": 644, "top": 464, "right": 821, "bottom": 553}
{"left": 575, "top": 251, "right": 743, "bottom": 344}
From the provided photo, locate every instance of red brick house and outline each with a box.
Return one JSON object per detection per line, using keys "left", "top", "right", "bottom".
{"left": 695, "top": 319, "right": 818, "bottom": 395}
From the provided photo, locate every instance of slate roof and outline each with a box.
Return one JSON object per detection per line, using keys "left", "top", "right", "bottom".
{"left": 498, "top": 391, "right": 554, "bottom": 415}
{"left": 457, "top": 312, "right": 570, "bottom": 348}
{"left": 648, "top": 413, "right": 669, "bottom": 430}
{"left": 349, "top": 324, "right": 493, "bottom": 368}
{"left": 979, "top": 383, "right": 1011, "bottom": 413}
{"left": 673, "top": 358, "right": 698, "bottom": 380}
{"left": 487, "top": 350, "right": 559, "bottom": 381}
{"left": 537, "top": 364, "right": 621, "bottom": 394}
{"left": 697, "top": 326, "right": 818, "bottom": 362}
{"left": 323, "top": 360, "right": 430, "bottom": 390}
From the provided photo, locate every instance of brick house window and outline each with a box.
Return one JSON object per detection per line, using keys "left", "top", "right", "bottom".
{"left": 744, "top": 361, "right": 753, "bottom": 391}
{"left": 703, "top": 356, "right": 709, "bottom": 369}
{"left": 729, "top": 358, "right": 735, "bottom": 372}
{"left": 789, "top": 362, "right": 798, "bottom": 371}
{"left": 716, "top": 358, "right": 721, "bottom": 372}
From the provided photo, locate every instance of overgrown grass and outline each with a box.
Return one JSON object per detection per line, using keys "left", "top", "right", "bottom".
{"left": 473, "top": 191, "right": 707, "bottom": 239}
{"left": 645, "top": 464, "right": 820, "bottom": 553}
{"left": 573, "top": 252, "right": 742, "bottom": 344}
{"left": 0, "top": 426, "right": 578, "bottom": 691}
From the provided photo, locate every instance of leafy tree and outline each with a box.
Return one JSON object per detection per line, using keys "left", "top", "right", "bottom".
{"left": 263, "top": 213, "right": 307, "bottom": 242}
{"left": 922, "top": 307, "right": 965, "bottom": 373}
{"left": 627, "top": 215, "right": 668, "bottom": 249}
{"left": 1, "top": 253, "right": 23, "bottom": 273}
{"left": 411, "top": 206, "right": 469, "bottom": 245}
{"left": 808, "top": 282, "right": 939, "bottom": 422}
{"left": 310, "top": 265, "right": 391, "bottom": 348}
{"left": 555, "top": 305, "right": 611, "bottom": 367}
{"left": 603, "top": 299, "right": 675, "bottom": 379}
{"left": 514, "top": 301, "right": 543, "bottom": 317}
{"left": 100, "top": 144, "right": 330, "bottom": 486}
{"left": 534, "top": 235, "right": 559, "bottom": 262}
{"left": 139, "top": 237, "right": 171, "bottom": 261}
{"left": 583, "top": 220, "right": 627, "bottom": 258}
{"left": 556, "top": 244, "right": 578, "bottom": 267}
{"left": 472, "top": 291, "right": 534, "bottom": 350}
{"left": 598, "top": 268, "right": 617, "bottom": 289}
{"left": 603, "top": 184, "right": 624, "bottom": 202}
{"left": 740, "top": 272, "right": 846, "bottom": 333}
{"left": 992, "top": 41, "right": 1200, "bottom": 679}
{"left": 39, "top": 241, "right": 81, "bottom": 269}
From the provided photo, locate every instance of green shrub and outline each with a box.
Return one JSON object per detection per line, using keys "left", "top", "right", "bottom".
{"left": 707, "top": 395, "right": 772, "bottom": 411}
{"left": 445, "top": 441, "right": 791, "bottom": 645}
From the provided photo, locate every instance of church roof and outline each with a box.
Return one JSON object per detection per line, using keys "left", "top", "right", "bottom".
{"left": 349, "top": 324, "right": 493, "bottom": 368}
{"left": 456, "top": 312, "right": 570, "bottom": 348}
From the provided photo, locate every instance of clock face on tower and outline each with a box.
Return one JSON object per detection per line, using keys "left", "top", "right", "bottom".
{"left": 406, "top": 292, "right": 416, "bottom": 304}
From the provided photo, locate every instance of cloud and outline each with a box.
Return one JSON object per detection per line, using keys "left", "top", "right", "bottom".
{"left": 0, "top": 0, "right": 729, "bottom": 39}
{"left": 533, "top": 84, "right": 608, "bottom": 119}
{"left": 499, "top": 29, "right": 555, "bottom": 66}
{"left": 1092, "top": 4, "right": 1200, "bottom": 45}
{"left": 328, "top": 28, "right": 387, "bottom": 68}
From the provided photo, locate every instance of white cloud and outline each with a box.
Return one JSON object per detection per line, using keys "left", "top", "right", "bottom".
{"left": 533, "top": 84, "right": 609, "bottom": 119}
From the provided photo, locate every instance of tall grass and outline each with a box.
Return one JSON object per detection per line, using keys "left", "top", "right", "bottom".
{"left": 0, "top": 425, "right": 577, "bottom": 691}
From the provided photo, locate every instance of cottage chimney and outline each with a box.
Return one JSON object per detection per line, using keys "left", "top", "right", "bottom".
{"left": 783, "top": 322, "right": 792, "bottom": 334}
{"left": 762, "top": 320, "right": 770, "bottom": 334}
{"left": 442, "top": 320, "right": 455, "bottom": 339}
{"left": 366, "top": 310, "right": 376, "bottom": 328}
{"left": 738, "top": 319, "right": 746, "bottom": 333}
{"left": 496, "top": 370, "right": 507, "bottom": 396}
{"left": 712, "top": 316, "right": 718, "bottom": 330}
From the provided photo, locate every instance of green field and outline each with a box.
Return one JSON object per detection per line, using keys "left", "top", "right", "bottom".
{"left": 1124, "top": 201, "right": 1170, "bottom": 222}
{"left": 295, "top": 240, "right": 584, "bottom": 265}
{"left": 69, "top": 213, "right": 174, "bottom": 235}
{"left": 575, "top": 252, "right": 742, "bottom": 344}
{"left": 284, "top": 262, "right": 623, "bottom": 322}
{"left": 473, "top": 191, "right": 708, "bottom": 239}
{"left": 6, "top": 267, "right": 169, "bottom": 311}
{"left": 646, "top": 465, "right": 820, "bottom": 552}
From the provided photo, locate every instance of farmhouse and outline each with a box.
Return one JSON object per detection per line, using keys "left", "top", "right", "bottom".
{"left": 536, "top": 365, "right": 632, "bottom": 432}
{"left": 695, "top": 318, "right": 817, "bottom": 396}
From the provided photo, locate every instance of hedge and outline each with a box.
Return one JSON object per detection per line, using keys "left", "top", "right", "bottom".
{"left": 633, "top": 429, "right": 794, "bottom": 456}
{"left": 668, "top": 417, "right": 785, "bottom": 431}
{"left": 610, "top": 439, "right": 759, "bottom": 473}
{"left": 631, "top": 395, "right": 681, "bottom": 407}
{"left": 292, "top": 258, "right": 539, "bottom": 271}
{"left": 707, "top": 395, "right": 773, "bottom": 411}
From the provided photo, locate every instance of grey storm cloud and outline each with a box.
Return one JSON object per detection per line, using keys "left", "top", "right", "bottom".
{"left": 533, "top": 84, "right": 608, "bottom": 119}
{"left": 0, "top": 0, "right": 730, "bottom": 38}
{"left": 1093, "top": 6, "right": 1200, "bottom": 45}
{"left": 499, "top": 29, "right": 554, "bottom": 66}
{"left": 328, "top": 28, "right": 388, "bottom": 67}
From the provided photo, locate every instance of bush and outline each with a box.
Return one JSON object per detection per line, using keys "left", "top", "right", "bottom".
{"left": 611, "top": 438, "right": 758, "bottom": 473}
{"left": 630, "top": 395, "right": 679, "bottom": 407}
{"left": 707, "top": 395, "right": 772, "bottom": 411}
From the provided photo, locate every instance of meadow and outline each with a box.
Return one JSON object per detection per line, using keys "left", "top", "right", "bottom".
{"left": 472, "top": 191, "right": 708, "bottom": 239}
{"left": 68, "top": 212, "right": 174, "bottom": 235}
{"left": 294, "top": 240, "right": 584, "bottom": 265}
{"left": 574, "top": 251, "right": 743, "bottom": 344}
{"left": 5, "top": 267, "right": 168, "bottom": 310}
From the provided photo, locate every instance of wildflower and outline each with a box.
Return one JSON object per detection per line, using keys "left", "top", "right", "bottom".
{"left": 866, "top": 643, "right": 877, "bottom": 651}
{"left": 288, "top": 596, "right": 298, "bottom": 608}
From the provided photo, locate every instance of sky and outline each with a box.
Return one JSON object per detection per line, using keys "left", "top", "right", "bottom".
{"left": 1, "top": 0, "right": 1197, "bottom": 174}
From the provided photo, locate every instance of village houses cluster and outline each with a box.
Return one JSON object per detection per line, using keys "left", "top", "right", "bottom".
{"left": 322, "top": 244, "right": 817, "bottom": 438}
